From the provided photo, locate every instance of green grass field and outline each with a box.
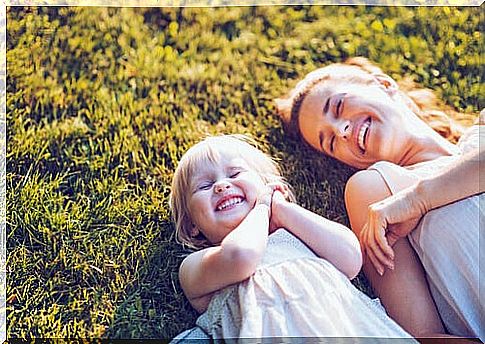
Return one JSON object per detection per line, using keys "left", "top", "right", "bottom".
{"left": 6, "top": 6, "right": 483, "bottom": 339}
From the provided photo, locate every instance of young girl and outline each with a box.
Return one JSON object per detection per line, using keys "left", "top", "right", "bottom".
{"left": 170, "top": 134, "right": 416, "bottom": 339}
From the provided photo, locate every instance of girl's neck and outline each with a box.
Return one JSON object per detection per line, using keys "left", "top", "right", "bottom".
{"left": 398, "top": 122, "right": 459, "bottom": 166}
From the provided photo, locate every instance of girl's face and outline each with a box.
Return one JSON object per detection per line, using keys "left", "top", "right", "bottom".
{"left": 187, "top": 150, "right": 266, "bottom": 244}
{"left": 298, "top": 79, "right": 413, "bottom": 169}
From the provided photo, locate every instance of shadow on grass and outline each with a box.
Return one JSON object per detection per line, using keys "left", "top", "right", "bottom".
{"left": 105, "top": 220, "right": 198, "bottom": 339}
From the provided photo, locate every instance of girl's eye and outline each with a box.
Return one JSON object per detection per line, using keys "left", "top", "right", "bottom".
{"left": 330, "top": 136, "right": 336, "bottom": 153}
{"left": 230, "top": 171, "right": 241, "bottom": 178}
{"left": 198, "top": 182, "right": 213, "bottom": 191}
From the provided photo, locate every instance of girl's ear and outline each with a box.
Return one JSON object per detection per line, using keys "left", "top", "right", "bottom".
{"left": 274, "top": 97, "right": 292, "bottom": 124}
{"left": 372, "top": 73, "right": 398, "bottom": 97}
{"left": 190, "top": 224, "right": 200, "bottom": 237}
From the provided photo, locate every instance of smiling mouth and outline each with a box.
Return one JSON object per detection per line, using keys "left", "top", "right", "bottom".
{"left": 357, "top": 118, "right": 371, "bottom": 153}
{"left": 215, "top": 196, "right": 245, "bottom": 211}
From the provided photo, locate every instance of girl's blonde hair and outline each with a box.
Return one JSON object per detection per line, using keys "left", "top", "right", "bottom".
{"left": 275, "top": 57, "right": 473, "bottom": 145}
{"left": 169, "top": 134, "right": 296, "bottom": 250}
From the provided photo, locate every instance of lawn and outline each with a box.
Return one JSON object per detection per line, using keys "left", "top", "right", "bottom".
{"left": 6, "top": 6, "right": 482, "bottom": 339}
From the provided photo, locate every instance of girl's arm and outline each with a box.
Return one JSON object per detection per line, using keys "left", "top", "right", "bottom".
{"left": 271, "top": 192, "right": 362, "bottom": 279}
{"left": 179, "top": 203, "right": 270, "bottom": 313}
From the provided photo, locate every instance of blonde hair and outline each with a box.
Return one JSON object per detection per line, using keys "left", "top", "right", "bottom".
{"left": 169, "top": 134, "right": 296, "bottom": 250}
{"left": 275, "top": 57, "right": 469, "bottom": 144}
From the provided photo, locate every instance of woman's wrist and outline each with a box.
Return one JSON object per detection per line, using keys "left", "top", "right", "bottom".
{"left": 413, "top": 179, "right": 433, "bottom": 215}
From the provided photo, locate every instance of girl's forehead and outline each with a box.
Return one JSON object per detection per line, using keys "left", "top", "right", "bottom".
{"left": 191, "top": 146, "right": 248, "bottom": 171}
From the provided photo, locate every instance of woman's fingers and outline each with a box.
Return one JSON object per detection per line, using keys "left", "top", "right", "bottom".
{"left": 372, "top": 221, "right": 395, "bottom": 261}
{"left": 368, "top": 237, "right": 394, "bottom": 271}
{"left": 365, "top": 246, "right": 386, "bottom": 276}
{"left": 386, "top": 231, "right": 400, "bottom": 247}
{"left": 362, "top": 214, "right": 395, "bottom": 274}
{"left": 368, "top": 207, "right": 395, "bottom": 258}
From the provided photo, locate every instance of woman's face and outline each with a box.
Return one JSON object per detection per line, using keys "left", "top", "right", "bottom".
{"left": 298, "top": 78, "right": 413, "bottom": 169}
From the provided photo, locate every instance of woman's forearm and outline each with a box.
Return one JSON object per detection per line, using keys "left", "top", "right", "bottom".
{"left": 416, "top": 147, "right": 482, "bottom": 212}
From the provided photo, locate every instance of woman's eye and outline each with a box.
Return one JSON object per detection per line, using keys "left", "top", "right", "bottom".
{"left": 323, "top": 98, "right": 330, "bottom": 114}
{"left": 336, "top": 98, "right": 343, "bottom": 117}
{"left": 330, "top": 136, "right": 336, "bottom": 153}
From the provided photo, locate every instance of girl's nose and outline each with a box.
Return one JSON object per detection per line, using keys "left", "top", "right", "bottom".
{"left": 214, "top": 181, "right": 231, "bottom": 193}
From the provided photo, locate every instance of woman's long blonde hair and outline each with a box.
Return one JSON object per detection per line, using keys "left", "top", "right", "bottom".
{"left": 275, "top": 57, "right": 476, "bottom": 144}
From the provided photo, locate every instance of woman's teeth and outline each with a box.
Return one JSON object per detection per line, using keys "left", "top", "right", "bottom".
{"left": 216, "top": 197, "right": 244, "bottom": 211}
{"left": 358, "top": 119, "right": 370, "bottom": 151}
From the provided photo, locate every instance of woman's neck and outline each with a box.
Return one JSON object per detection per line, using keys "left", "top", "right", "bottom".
{"left": 398, "top": 126, "right": 459, "bottom": 166}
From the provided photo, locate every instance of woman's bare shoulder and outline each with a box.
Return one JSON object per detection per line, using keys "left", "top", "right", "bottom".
{"left": 345, "top": 169, "right": 392, "bottom": 206}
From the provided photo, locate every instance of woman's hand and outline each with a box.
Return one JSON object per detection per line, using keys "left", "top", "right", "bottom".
{"left": 360, "top": 185, "right": 428, "bottom": 275}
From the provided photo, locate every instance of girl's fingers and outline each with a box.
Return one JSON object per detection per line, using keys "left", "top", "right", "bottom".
{"left": 267, "top": 182, "right": 290, "bottom": 200}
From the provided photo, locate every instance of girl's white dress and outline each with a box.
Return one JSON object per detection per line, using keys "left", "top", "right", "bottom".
{"left": 195, "top": 228, "right": 415, "bottom": 340}
{"left": 368, "top": 125, "right": 483, "bottom": 340}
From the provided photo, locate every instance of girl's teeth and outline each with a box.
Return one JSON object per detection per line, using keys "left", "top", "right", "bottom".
{"left": 217, "top": 197, "right": 243, "bottom": 210}
{"left": 358, "top": 120, "right": 370, "bottom": 151}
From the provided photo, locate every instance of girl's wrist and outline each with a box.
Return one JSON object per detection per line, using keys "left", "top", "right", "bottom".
{"left": 255, "top": 202, "right": 271, "bottom": 217}
{"left": 271, "top": 198, "right": 290, "bottom": 229}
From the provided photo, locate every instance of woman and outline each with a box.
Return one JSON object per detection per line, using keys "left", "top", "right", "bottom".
{"left": 275, "top": 57, "right": 483, "bottom": 339}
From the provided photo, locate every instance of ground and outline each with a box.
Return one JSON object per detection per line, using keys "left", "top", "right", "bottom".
{"left": 6, "top": 6, "right": 482, "bottom": 339}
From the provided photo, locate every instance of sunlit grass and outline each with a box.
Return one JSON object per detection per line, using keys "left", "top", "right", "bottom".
{"left": 6, "top": 6, "right": 482, "bottom": 339}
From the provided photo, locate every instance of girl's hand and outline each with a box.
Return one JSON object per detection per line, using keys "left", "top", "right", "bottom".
{"left": 268, "top": 183, "right": 290, "bottom": 233}
{"left": 360, "top": 186, "right": 427, "bottom": 275}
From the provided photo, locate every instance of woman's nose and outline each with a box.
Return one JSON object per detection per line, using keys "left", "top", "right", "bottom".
{"left": 214, "top": 180, "right": 231, "bottom": 193}
{"left": 334, "top": 120, "right": 351, "bottom": 139}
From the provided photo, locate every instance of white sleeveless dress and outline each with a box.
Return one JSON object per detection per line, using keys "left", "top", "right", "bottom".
{"left": 368, "top": 125, "right": 483, "bottom": 339}
{"left": 195, "top": 228, "right": 416, "bottom": 341}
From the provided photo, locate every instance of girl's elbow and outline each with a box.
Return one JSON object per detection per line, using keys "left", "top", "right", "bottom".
{"left": 343, "top": 239, "right": 363, "bottom": 280}
{"left": 224, "top": 246, "right": 261, "bottom": 279}
{"left": 346, "top": 249, "right": 363, "bottom": 280}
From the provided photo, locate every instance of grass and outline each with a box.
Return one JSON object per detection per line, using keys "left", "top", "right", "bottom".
{"left": 6, "top": 6, "right": 483, "bottom": 339}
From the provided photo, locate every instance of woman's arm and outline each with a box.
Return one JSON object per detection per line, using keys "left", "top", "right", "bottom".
{"left": 271, "top": 192, "right": 362, "bottom": 279}
{"left": 416, "top": 147, "right": 483, "bottom": 210}
{"left": 179, "top": 203, "right": 270, "bottom": 313}
{"left": 362, "top": 147, "right": 483, "bottom": 271}
{"left": 344, "top": 170, "right": 446, "bottom": 336}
